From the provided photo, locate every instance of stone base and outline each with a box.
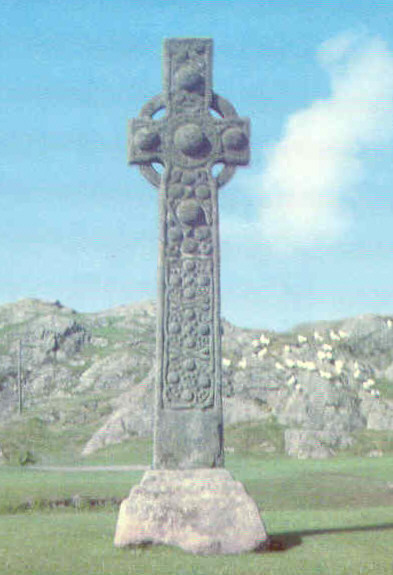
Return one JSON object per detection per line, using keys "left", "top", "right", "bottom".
{"left": 114, "top": 469, "right": 268, "bottom": 555}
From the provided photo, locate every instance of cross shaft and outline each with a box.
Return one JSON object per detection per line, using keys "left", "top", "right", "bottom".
{"left": 128, "top": 38, "right": 249, "bottom": 469}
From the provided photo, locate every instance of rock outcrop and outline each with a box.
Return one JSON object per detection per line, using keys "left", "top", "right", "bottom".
{"left": 0, "top": 299, "right": 392, "bottom": 459}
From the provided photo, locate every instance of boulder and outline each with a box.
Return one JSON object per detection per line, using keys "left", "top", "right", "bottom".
{"left": 82, "top": 372, "right": 155, "bottom": 455}
{"left": 285, "top": 428, "right": 353, "bottom": 459}
{"left": 362, "top": 398, "right": 393, "bottom": 430}
{"left": 114, "top": 469, "right": 268, "bottom": 555}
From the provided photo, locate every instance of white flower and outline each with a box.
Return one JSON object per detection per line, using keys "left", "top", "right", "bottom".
{"left": 339, "top": 330, "right": 349, "bottom": 338}
{"left": 287, "top": 375, "right": 297, "bottom": 386}
{"left": 259, "top": 334, "right": 270, "bottom": 345}
{"left": 334, "top": 360, "right": 344, "bottom": 374}
{"left": 363, "top": 379, "right": 375, "bottom": 390}
{"left": 285, "top": 358, "right": 296, "bottom": 368}
{"left": 317, "top": 350, "right": 332, "bottom": 361}
{"left": 320, "top": 370, "right": 333, "bottom": 380}
{"left": 222, "top": 358, "right": 232, "bottom": 367}
{"left": 251, "top": 339, "right": 260, "bottom": 348}
{"left": 257, "top": 348, "right": 267, "bottom": 359}
{"left": 275, "top": 361, "right": 285, "bottom": 371}
{"left": 314, "top": 331, "right": 324, "bottom": 342}
{"left": 297, "top": 335, "right": 307, "bottom": 344}
{"left": 322, "top": 343, "right": 333, "bottom": 351}
{"left": 330, "top": 330, "right": 341, "bottom": 341}
{"left": 296, "top": 360, "right": 316, "bottom": 371}
{"left": 238, "top": 358, "right": 247, "bottom": 369}
{"left": 305, "top": 361, "right": 316, "bottom": 371}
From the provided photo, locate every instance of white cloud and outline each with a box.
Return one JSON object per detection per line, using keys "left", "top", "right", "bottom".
{"left": 259, "top": 32, "right": 393, "bottom": 249}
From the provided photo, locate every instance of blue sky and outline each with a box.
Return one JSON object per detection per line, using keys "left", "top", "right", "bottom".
{"left": 1, "top": 0, "right": 393, "bottom": 330}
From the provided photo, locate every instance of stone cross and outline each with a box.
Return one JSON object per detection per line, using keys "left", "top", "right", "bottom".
{"left": 128, "top": 38, "right": 249, "bottom": 469}
{"left": 115, "top": 39, "right": 266, "bottom": 554}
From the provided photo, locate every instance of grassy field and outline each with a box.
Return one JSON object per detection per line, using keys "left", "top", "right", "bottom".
{"left": 1, "top": 449, "right": 393, "bottom": 574}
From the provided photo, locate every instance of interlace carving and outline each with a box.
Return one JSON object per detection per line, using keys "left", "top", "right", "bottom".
{"left": 128, "top": 39, "right": 249, "bottom": 409}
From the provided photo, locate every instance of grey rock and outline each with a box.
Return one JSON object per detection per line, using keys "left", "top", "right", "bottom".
{"left": 285, "top": 429, "right": 353, "bottom": 459}
{"left": 114, "top": 469, "right": 268, "bottom": 554}
{"left": 275, "top": 371, "right": 365, "bottom": 432}
{"left": 1, "top": 296, "right": 393, "bottom": 460}
{"left": 83, "top": 384, "right": 271, "bottom": 456}
{"left": 78, "top": 351, "right": 151, "bottom": 391}
{"left": 222, "top": 396, "right": 271, "bottom": 426}
{"left": 368, "top": 449, "right": 383, "bottom": 458}
{"left": 82, "top": 372, "right": 154, "bottom": 455}
{"left": 362, "top": 398, "right": 393, "bottom": 430}
{"left": 384, "top": 362, "right": 393, "bottom": 381}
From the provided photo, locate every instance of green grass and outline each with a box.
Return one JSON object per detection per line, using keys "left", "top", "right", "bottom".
{"left": 0, "top": 507, "right": 391, "bottom": 575}
{"left": 2, "top": 453, "right": 392, "bottom": 514}
{"left": 376, "top": 377, "right": 393, "bottom": 400}
{"left": 225, "top": 418, "right": 286, "bottom": 455}
{"left": 0, "top": 320, "right": 29, "bottom": 337}
{"left": 88, "top": 315, "right": 155, "bottom": 349}
{"left": 347, "top": 428, "right": 393, "bottom": 456}
{"left": 1, "top": 454, "right": 393, "bottom": 574}
{"left": 74, "top": 314, "right": 154, "bottom": 362}
{"left": 0, "top": 467, "right": 143, "bottom": 513}
{"left": 2, "top": 411, "right": 393, "bottom": 469}
{"left": 0, "top": 412, "right": 99, "bottom": 466}
{"left": 0, "top": 418, "right": 152, "bottom": 468}
{"left": 226, "top": 453, "right": 393, "bottom": 513}
{"left": 0, "top": 416, "right": 287, "bottom": 467}
{"left": 83, "top": 437, "right": 152, "bottom": 466}
{"left": 1, "top": 412, "right": 393, "bottom": 573}
{"left": 0, "top": 391, "right": 124, "bottom": 465}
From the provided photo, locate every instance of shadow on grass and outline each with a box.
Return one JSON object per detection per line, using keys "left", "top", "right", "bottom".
{"left": 266, "top": 522, "right": 393, "bottom": 552}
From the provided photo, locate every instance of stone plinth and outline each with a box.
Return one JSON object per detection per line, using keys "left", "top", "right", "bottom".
{"left": 114, "top": 469, "right": 268, "bottom": 555}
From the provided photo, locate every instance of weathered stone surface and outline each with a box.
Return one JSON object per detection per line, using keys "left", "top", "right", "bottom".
{"left": 285, "top": 429, "right": 354, "bottom": 459}
{"left": 80, "top": 311, "right": 393, "bottom": 459}
{"left": 82, "top": 372, "right": 155, "bottom": 455}
{"left": 82, "top": 375, "right": 271, "bottom": 456}
{"left": 78, "top": 351, "right": 151, "bottom": 391}
{"left": 114, "top": 469, "right": 268, "bottom": 554}
{"left": 128, "top": 38, "right": 249, "bottom": 469}
{"left": 1, "top": 299, "right": 393, "bottom": 461}
{"left": 363, "top": 398, "right": 393, "bottom": 430}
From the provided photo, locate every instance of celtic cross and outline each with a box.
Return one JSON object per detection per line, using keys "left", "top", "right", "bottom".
{"left": 128, "top": 38, "right": 249, "bottom": 469}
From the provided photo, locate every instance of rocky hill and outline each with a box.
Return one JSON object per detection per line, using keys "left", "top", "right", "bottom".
{"left": 0, "top": 298, "right": 393, "bottom": 460}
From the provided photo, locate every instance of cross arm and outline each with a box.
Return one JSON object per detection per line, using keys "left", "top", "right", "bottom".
{"left": 128, "top": 117, "right": 166, "bottom": 167}
{"left": 212, "top": 116, "right": 250, "bottom": 167}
